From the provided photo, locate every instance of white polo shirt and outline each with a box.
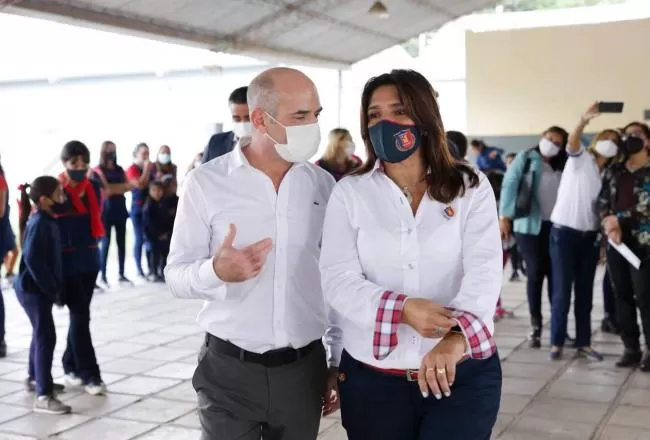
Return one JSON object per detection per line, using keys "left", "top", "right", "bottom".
{"left": 550, "top": 148, "right": 602, "bottom": 232}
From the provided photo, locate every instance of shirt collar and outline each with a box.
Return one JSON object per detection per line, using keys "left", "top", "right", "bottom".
{"left": 362, "top": 160, "right": 383, "bottom": 179}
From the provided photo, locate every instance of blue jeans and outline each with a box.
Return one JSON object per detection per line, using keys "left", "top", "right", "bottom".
{"left": 100, "top": 216, "right": 127, "bottom": 279}
{"left": 16, "top": 290, "right": 56, "bottom": 396}
{"left": 338, "top": 351, "right": 501, "bottom": 440}
{"left": 130, "top": 208, "right": 145, "bottom": 275}
{"left": 549, "top": 225, "right": 600, "bottom": 348}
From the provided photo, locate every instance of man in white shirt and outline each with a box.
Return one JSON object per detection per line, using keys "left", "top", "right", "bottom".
{"left": 165, "top": 67, "right": 339, "bottom": 440}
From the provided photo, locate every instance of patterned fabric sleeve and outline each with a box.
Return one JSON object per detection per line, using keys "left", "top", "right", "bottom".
{"left": 447, "top": 308, "right": 497, "bottom": 359}
{"left": 372, "top": 291, "right": 407, "bottom": 360}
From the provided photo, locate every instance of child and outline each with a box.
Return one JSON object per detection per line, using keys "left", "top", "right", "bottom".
{"left": 14, "top": 176, "right": 71, "bottom": 414}
{"left": 143, "top": 181, "right": 171, "bottom": 282}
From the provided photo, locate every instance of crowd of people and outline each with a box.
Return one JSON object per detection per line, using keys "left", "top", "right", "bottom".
{"left": 0, "top": 66, "right": 648, "bottom": 440}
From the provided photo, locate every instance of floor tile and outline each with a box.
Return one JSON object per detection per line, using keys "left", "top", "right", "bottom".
{"left": 499, "top": 394, "right": 532, "bottom": 415}
{"left": 0, "top": 413, "right": 91, "bottom": 438}
{"left": 101, "top": 358, "right": 166, "bottom": 375}
{"left": 619, "top": 388, "right": 650, "bottom": 408}
{"left": 499, "top": 416, "right": 597, "bottom": 439}
{"left": 135, "top": 425, "right": 201, "bottom": 440}
{"left": 62, "top": 392, "right": 141, "bottom": 417}
{"left": 110, "top": 398, "right": 195, "bottom": 423}
{"left": 130, "top": 347, "right": 196, "bottom": 362}
{"left": 501, "top": 378, "right": 546, "bottom": 397}
{"left": 599, "top": 424, "right": 650, "bottom": 440}
{"left": 522, "top": 398, "right": 609, "bottom": 424}
{"left": 108, "top": 376, "right": 181, "bottom": 396}
{"left": 0, "top": 403, "right": 30, "bottom": 424}
{"left": 57, "top": 417, "right": 156, "bottom": 440}
{"left": 546, "top": 382, "right": 619, "bottom": 404}
{"left": 154, "top": 381, "right": 196, "bottom": 403}
{"left": 608, "top": 405, "right": 650, "bottom": 429}
{"left": 142, "top": 362, "right": 194, "bottom": 380}
{"left": 171, "top": 411, "right": 199, "bottom": 429}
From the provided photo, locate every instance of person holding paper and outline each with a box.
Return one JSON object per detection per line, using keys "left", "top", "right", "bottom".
{"left": 598, "top": 121, "right": 650, "bottom": 372}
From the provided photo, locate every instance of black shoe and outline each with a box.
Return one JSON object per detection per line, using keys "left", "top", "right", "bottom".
{"left": 616, "top": 349, "right": 642, "bottom": 368}
{"left": 25, "top": 378, "right": 65, "bottom": 393}
{"left": 565, "top": 334, "right": 577, "bottom": 348}
{"left": 529, "top": 328, "right": 542, "bottom": 348}
{"left": 509, "top": 272, "right": 520, "bottom": 282}
{"left": 0, "top": 340, "right": 6, "bottom": 358}
{"left": 118, "top": 275, "right": 133, "bottom": 285}
{"left": 601, "top": 318, "right": 619, "bottom": 334}
{"left": 640, "top": 352, "right": 650, "bottom": 372}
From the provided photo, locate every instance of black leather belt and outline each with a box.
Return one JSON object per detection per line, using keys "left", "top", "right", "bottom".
{"left": 205, "top": 334, "right": 320, "bottom": 368}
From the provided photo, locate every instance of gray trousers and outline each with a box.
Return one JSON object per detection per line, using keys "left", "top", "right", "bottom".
{"left": 192, "top": 336, "right": 327, "bottom": 440}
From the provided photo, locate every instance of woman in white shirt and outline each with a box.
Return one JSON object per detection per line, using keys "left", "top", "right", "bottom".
{"left": 320, "top": 69, "right": 502, "bottom": 440}
{"left": 549, "top": 103, "right": 621, "bottom": 361}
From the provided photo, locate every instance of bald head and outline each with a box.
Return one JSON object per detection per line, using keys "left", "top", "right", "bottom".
{"left": 247, "top": 67, "right": 317, "bottom": 115}
{"left": 248, "top": 67, "right": 322, "bottom": 149}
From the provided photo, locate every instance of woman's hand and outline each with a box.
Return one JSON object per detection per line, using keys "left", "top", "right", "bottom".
{"left": 603, "top": 215, "right": 622, "bottom": 244}
{"left": 418, "top": 332, "right": 467, "bottom": 400}
{"left": 499, "top": 216, "right": 512, "bottom": 241}
{"left": 581, "top": 102, "right": 600, "bottom": 124}
{"left": 401, "top": 298, "right": 456, "bottom": 339}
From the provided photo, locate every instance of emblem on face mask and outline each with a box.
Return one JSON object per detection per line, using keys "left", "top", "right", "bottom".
{"left": 443, "top": 206, "right": 455, "bottom": 219}
{"left": 395, "top": 129, "right": 416, "bottom": 152}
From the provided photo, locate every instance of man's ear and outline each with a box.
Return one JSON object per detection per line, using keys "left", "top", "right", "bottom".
{"left": 250, "top": 107, "right": 267, "bottom": 133}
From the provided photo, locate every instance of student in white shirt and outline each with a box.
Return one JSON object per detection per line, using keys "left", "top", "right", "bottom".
{"left": 320, "top": 69, "right": 502, "bottom": 440}
{"left": 165, "top": 67, "right": 339, "bottom": 440}
{"left": 549, "top": 102, "right": 621, "bottom": 361}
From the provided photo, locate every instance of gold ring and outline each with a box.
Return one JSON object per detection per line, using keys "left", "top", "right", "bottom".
{"left": 436, "top": 368, "right": 446, "bottom": 375}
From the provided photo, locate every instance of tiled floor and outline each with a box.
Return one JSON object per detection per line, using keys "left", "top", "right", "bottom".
{"left": 0, "top": 269, "right": 649, "bottom": 440}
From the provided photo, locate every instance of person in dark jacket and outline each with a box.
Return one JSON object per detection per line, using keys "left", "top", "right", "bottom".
{"left": 93, "top": 141, "right": 132, "bottom": 286}
{"left": 143, "top": 181, "right": 172, "bottom": 282}
{"left": 0, "top": 159, "right": 12, "bottom": 358}
{"left": 56, "top": 141, "right": 106, "bottom": 395}
{"left": 202, "top": 86, "right": 250, "bottom": 163}
{"left": 14, "top": 176, "right": 71, "bottom": 414}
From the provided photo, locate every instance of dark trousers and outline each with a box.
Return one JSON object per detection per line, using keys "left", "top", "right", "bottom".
{"left": 100, "top": 216, "right": 127, "bottom": 279}
{"left": 62, "top": 271, "right": 101, "bottom": 383}
{"left": 607, "top": 248, "right": 650, "bottom": 351}
{"left": 516, "top": 221, "right": 553, "bottom": 328}
{"left": 603, "top": 270, "right": 616, "bottom": 320}
{"left": 16, "top": 290, "right": 56, "bottom": 396}
{"left": 192, "top": 336, "right": 327, "bottom": 440}
{"left": 338, "top": 351, "right": 501, "bottom": 440}
{"left": 549, "top": 225, "right": 599, "bottom": 348}
{"left": 147, "top": 240, "right": 169, "bottom": 278}
{"left": 0, "top": 286, "right": 4, "bottom": 342}
{"left": 130, "top": 208, "right": 147, "bottom": 276}
{"left": 510, "top": 244, "right": 524, "bottom": 274}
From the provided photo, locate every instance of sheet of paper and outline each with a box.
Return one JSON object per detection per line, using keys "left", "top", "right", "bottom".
{"left": 608, "top": 239, "right": 641, "bottom": 270}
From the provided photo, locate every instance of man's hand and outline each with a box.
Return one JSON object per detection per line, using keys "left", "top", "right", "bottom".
{"left": 488, "top": 150, "right": 498, "bottom": 159}
{"left": 418, "top": 332, "right": 467, "bottom": 400}
{"left": 603, "top": 215, "right": 622, "bottom": 244}
{"left": 401, "top": 298, "right": 456, "bottom": 339}
{"left": 213, "top": 224, "right": 273, "bottom": 282}
{"left": 499, "top": 216, "right": 512, "bottom": 241}
{"left": 322, "top": 367, "right": 340, "bottom": 417}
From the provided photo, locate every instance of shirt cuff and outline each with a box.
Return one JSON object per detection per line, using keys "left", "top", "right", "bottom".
{"left": 446, "top": 308, "right": 497, "bottom": 359}
{"left": 372, "top": 291, "right": 407, "bottom": 361}
{"left": 197, "top": 257, "right": 224, "bottom": 290}
{"left": 567, "top": 146, "right": 585, "bottom": 157}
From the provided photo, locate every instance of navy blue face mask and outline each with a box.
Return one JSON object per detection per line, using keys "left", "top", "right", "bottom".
{"left": 369, "top": 120, "right": 422, "bottom": 163}
{"left": 67, "top": 169, "right": 87, "bottom": 183}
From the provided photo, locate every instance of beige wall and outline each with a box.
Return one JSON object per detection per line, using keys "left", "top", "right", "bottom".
{"left": 466, "top": 18, "right": 650, "bottom": 136}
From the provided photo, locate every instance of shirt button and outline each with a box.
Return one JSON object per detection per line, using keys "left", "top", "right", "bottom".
{"left": 408, "top": 263, "right": 416, "bottom": 269}
{"left": 407, "top": 228, "right": 413, "bottom": 234}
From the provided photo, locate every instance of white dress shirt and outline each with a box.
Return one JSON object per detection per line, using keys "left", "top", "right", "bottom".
{"left": 320, "top": 163, "right": 502, "bottom": 369}
{"left": 550, "top": 148, "right": 602, "bottom": 231}
{"left": 165, "top": 143, "right": 339, "bottom": 361}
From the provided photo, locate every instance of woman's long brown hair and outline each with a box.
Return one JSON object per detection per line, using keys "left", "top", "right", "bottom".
{"left": 354, "top": 69, "right": 478, "bottom": 204}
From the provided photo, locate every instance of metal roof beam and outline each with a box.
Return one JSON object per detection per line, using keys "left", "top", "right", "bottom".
{"left": 4, "top": 0, "right": 352, "bottom": 68}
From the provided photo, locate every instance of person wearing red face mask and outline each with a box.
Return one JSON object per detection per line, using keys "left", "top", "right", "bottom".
{"left": 599, "top": 121, "right": 650, "bottom": 372}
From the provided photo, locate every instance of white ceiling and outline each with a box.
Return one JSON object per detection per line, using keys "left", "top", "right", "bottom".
{"left": 2, "top": 0, "right": 500, "bottom": 67}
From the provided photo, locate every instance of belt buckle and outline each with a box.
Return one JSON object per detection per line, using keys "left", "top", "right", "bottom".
{"left": 405, "top": 369, "right": 418, "bottom": 382}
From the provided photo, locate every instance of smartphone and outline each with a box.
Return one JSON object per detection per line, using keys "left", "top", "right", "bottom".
{"left": 597, "top": 101, "right": 624, "bottom": 113}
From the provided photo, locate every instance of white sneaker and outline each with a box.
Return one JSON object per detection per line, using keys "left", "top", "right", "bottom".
{"left": 84, "top": 381, "right": 107, "bottom": 396}
{"left": 64, "top": 373, "right": 83, "bottom": 387}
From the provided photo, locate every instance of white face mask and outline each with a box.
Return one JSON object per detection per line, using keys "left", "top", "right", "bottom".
{"left": 265, "top": 112, "right": 321, "bottom": 163}
{"left": 594, "top": 139, "right": 618, "bottom": 158}
{"left": 539, "top": 137, "right": 560, "bottom": 158}
{"left": 233, "top": 121, "right": 253, "bottom": 140}
{"left": 346, "top": 141, "right": 356, "bottom": 157}
{"left": 157, "top": 153, "right": 171, "bottom": 164}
